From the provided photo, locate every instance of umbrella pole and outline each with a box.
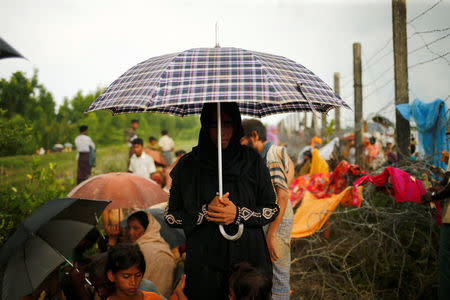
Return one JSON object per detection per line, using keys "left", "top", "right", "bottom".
{"left": 217, "top": 103, "right": 223, "bottom": 197}
{"left": 217, "top": 103, "right": 244, "bottom": 241}
{"left": 33, "top": 233, "right": 94, "bottom": 287}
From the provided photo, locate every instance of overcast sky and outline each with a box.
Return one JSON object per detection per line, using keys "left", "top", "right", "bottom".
{"left": 1, "top": 0, "right": 449, "bottom": 127}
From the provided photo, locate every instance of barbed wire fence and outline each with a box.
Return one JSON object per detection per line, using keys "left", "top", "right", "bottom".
{"left": 279, "top": 1, "right": 449, "bottom": 298}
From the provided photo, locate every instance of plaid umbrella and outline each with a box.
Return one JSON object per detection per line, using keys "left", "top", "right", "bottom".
{"left": 86, "top": 47, "right": 348, "bottom": 116}
{"left": 86, "top": 47, "right": 349, "bottom": 240}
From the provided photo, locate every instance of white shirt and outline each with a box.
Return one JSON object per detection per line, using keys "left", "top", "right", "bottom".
{"left": 129, "top": 152, "right": 156, "bottom": 178}
{"left": 75, "top": 134, "right": 95, "bottom": 153}
{"left": 159, "top": 135, "right": 174, "bottom": 151}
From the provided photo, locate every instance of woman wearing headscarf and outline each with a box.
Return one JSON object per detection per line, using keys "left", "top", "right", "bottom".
{"left": 127, "top": 211, "right": 176, "bottom": 298}
{"left": 165, "top": 102, "right": 279, "bottom": 299}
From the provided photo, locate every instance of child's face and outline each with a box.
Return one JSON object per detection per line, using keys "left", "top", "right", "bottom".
{"left": 107, "top": 264, "right": 143, "bottom": 297}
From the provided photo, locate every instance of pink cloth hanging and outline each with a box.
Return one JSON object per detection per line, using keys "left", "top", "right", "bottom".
{"left": 353, "top": 167, "right": 426, "bottom": 206}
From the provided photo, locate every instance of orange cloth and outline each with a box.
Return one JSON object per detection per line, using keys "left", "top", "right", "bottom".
{"left": 291, "top": 186, "right": 363, "bottom": 239}
{"left": 310, "top": 136, "right": 323, "bottom": 148}
{"left": 107, "top": 291, "right": 162, "bottom": 300}
{"left": 310, "top": 148, "right": 329, "bottom": 175}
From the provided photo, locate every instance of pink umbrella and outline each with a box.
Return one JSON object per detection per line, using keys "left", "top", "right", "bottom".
{"left": 67, "top": 172, "right": 168, "bottom": 210}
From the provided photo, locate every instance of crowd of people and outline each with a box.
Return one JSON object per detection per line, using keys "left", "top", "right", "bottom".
{"left": 25, "top": 102, "right": 449, "bottom": 300}
{"left": 58, "top": 103, "right": 292, "bottom": 300}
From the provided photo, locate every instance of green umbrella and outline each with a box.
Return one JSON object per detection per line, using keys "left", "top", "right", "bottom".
{"left": 0, "top": 198, "right": 110, "bottom": 300}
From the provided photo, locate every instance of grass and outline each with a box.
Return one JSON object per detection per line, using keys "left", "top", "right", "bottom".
{"left": 0, "top": 138, "right": 197, "bottom": 191}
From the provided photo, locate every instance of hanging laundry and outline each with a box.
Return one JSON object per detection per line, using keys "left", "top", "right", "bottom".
{"left": 291, "top": 186, "right": 363, "bottom": 239}
{"left": 397, "top": 98, "right": 449, "bottom": 169}
{"left": 310, "top": 148, "right": 329, "bottom": 175}
{"left": 353, "top": 166, "right": 426, "bottom": 206}
{"left": 290, "top": 160, "right": 364, "bottom": 208}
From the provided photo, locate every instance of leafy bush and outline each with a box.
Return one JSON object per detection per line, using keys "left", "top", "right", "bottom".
{"left": 0, "top": 109, "right": 35, "bottom": 156}
{"left": 0, "top": 156, "right": 74, "bottom": 246}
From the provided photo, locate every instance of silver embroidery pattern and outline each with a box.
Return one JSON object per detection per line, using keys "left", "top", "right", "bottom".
{"left": 235, "top": 206, "right": 242, "bottom": 224}
{"left": 239, "top": 206, "right": 261, "bottom": 221}
{"left": 262, "top": 207, "right": 278, "bottom": 219}
{"left": 165, "top": 213, "right": 182, "bottom": 225}
{"left": 197, "top": 204, "right": 207, "bottom": 225}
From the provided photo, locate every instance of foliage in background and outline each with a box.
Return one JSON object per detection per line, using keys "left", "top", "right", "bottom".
{"left": 0, "top": 109, "right": 34, "bottom": 155}
{"left": 0, "top": 156, "right": 74, "bottom": 246}
{"left": 0, "top": 71, "right": 201, "bottom": 156}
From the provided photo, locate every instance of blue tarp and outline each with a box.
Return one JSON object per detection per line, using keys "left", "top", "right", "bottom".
{"left": 397, "top": 98, "right": 449, "bottom": 169}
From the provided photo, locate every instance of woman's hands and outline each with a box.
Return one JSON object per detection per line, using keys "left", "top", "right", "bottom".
{"left": 207, "top": 192, "right": 237, "bottom": 225}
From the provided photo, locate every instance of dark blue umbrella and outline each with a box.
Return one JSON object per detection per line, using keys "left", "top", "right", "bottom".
{"left": 0, "top": 198, "right": 110, "bottom": 300}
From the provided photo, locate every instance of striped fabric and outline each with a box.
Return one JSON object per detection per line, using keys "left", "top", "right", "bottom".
{"left": 86, "top": 47, "right": 349, "bottom": 117}
{"left": 266, "top": 145, "right": 290, "bottom": 192}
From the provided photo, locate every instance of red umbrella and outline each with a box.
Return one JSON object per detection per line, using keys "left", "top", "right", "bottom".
{"left": 67, "top": 172, "right": 167, "bottom": 210}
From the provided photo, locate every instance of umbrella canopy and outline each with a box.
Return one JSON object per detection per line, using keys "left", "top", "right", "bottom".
{"left": 67, "top": 172, "right": 168, "bottom": 210}
{"left": 373, "top": 115, "right": 394, "bottom": 128}
{"left": 86, "top": 47, "right": 349, "bottom": 117}
{"left": 0, "top": 37, "right": 25, "bottom": 60}
{"left": 0, "top": 198, "right": 110, "bottom": 300}
{"left": 85, "top": 47, "right": 349, "bottom": 240}
{"left": 367, "top": 121, "right": 387, "bottom": 133}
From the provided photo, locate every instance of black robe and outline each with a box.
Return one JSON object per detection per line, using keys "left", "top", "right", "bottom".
{"left": 165, "top": 102, "right": 279, "bottom": 299}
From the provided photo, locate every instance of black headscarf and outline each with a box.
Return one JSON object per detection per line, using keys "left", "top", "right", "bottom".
{"left": 191, "top": 102, "right": 253, "bottom": 180}
{"left": 171, "top": 102, "right": 260, "bottom": 234}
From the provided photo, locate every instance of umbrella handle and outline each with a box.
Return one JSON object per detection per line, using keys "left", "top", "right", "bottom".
{"left": 216, "top": 103, "right": 244, "bottom": 241}
{"left": 219, "top": 224, "right": 244, "bottom": 240}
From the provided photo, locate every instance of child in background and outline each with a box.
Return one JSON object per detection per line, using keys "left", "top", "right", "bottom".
{"left": 228, "top": 262, "right": 272, "bottom": 300}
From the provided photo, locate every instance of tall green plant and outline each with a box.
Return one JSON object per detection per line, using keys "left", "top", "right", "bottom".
{"left": 0, "top": 156, "right": 74, "bottom": 246}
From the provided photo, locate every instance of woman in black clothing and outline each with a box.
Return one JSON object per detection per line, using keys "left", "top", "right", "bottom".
{"left": 164, "top": 102, "right": 279, "bottom": 299}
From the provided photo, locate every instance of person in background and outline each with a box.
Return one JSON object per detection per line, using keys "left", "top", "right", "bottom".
{"left": 266, "top": 125, "right": 279, "bottom": 146}
{"left": 125, "top": 119, "right": 139, "bottom": 167}
{"left": 75, "top": 125, "right": 96, "bottom": 184}
{"left": 383, "top": 142, "right": 397, "bottom": 166}
{"left": 159, "top": 129, "right": 175, "bottom": 165}
{"left": 129, "top": 138, "right": 156, "bottom": 179}
{"left": 164, "top": 150, "right": 187, "bottom": 193}
{"left": 149, "top": 136, "right": 159, "bottom": 150}
{"left": 64, "top": 142, "right": 73, "bottom": 152}
{"left": 365, "top": 136, "right": 380, "bottom": 170}
{"left": 125, "top": 119, "right": 139, "bottom": 148}
{"left": 52, "top": 140, "right": 64, "bottom": 152}
{"left": 422, "top": 168, "right": 450, "bottom": 300}
{"left": 241, "top": 119, "right": 294, "bottom": 300}
{"left": 297, "top": 150, "right": 312, "bottom": 176}
{"left": 228, "top": 262, "right": 272, "bottom": 300}
{"left": 126, "top": 212, "right": 176, "bottom": 298}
